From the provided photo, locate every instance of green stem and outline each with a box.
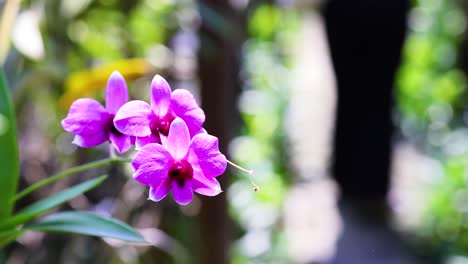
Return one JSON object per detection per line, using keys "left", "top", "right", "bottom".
{"left": 12, "top": 157, "right": 130, "bottom": 202}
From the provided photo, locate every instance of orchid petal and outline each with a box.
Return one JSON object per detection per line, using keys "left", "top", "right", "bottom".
{"left": 150, "top": 75, "right": 171, "bottom": 118}
{"left": 109, "top": 132, "right": 131, "bottom": 153}
{"left": 114, "top": 100, "right": 153, "bottom": 137}
{"left": 188, "top": 134, "right": 227, "bottom": 178}
{"left": 172, "top": 181, "right": 193, "bottom": 205}
{"left": 133, "top": 163, "right": 169, "bottom": 186}
{"left": 106, "top": 71, "right": 129, "bottom": 114}
{"left": 62, "top": 98, "right": 108, "bottom": 135}
{"left": 165, "top": 117, "right": 190, "bottom": 160}
{"left": 159, "top": 133, "right": 168, "bottom": 146}
{"left": 135, "top": 134, "right": 160, "bottom": 150}
{"left": 171, "top": 89, "right": 205, "bottom": 136}
{"left": 196, "top": 128, "right": 207, "bottom": 134}
{"left": 149, "top": 179, "right": 172, "bottom": 202}
{"left": 192, "top": 169, "right": 222, "bottom": 196}
{"left": 132, "top": 143, "right": 173, "bottom": 172}
{"left": 72, "top": 132, "right": 107, "bottom": 148}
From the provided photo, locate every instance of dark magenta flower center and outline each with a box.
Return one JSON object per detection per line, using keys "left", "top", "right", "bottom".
{"left": 150, "top": 114, "right": 175, "bottom": 136}
{"left": 169, "top": 160, "right": 193, "bottom": 187}
{"left": 157, "top": 119, "right": 170, "bottom": 135}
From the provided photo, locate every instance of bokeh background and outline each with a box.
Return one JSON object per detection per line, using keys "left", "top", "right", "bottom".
{"left": 2, "top": 0, "right": 468, "bottom": 263}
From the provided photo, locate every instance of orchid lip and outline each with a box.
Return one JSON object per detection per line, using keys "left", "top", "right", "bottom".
{"left": 150, "top": 114, "right": 175, "bottom": 137}
{"left": 169, "top": 160, "right": 193, "bottom": 187}
{"left": 157, "top": 119, "right": 170, "bottom": 136}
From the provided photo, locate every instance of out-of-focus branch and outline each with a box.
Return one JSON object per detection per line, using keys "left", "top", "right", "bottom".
{"left": 197, "top": 0, "right": 245, "bottom": 263}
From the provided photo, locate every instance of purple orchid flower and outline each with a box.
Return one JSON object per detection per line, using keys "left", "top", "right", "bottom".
{"left": 113, "top": 75, "right": 205, "bottom": 148}
{"left": 62, "top": 71, "right": 132, "bottom": 153}
{"left": 132, "top": 117, "right": 227, "bottom": 205}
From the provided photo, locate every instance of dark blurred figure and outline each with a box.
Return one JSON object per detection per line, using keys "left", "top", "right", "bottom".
{"left": 323, "top": 1, "right": 425, "bottom": 264}
{"left": 325, "top": 0, "right": 408, "bottom": 201}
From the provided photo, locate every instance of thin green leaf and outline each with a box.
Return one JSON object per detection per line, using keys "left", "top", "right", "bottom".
{"left": 13, "top": 157, "right": 129, "bottom": 202}
{"left": 0, "top": 175, "right": 107, "bottom": 231}
{"left": 0, "top": 68, "right": 19, "bottom": 220}
{"left": 0, "top": 229, "right": 24, "bottom": 248}
{"left": 26, "top": 211, "right": 146, "bottom": 243}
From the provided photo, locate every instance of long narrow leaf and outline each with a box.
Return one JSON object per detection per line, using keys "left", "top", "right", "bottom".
{"left": 0, "top": 68, "right": 19, "bottom": 220}
{"left": 0, "top": 229, "right": 24, "bottom": 248}
{"left": 26, "top": 211, "right": 145, "bottom": 242}
{"left": 0, "top": 175, "right": 107, "bottom": 231}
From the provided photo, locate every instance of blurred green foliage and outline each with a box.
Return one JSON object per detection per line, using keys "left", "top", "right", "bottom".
{"left": 397, "top": 0, "right": 468, "bottom": 260}
{"left": 397, "top": 0, "right": 466, "bottom": 135}
{"left": 248, "top": 5, "right": 281, "bottom": 41}
{"left": 64, "top": 0, "right": 177, "bottom": 66}
{"left": 229, "top": 4, "right": 299, "bottom": 263}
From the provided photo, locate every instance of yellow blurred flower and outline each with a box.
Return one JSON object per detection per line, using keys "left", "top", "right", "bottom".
{"left": 60, "top": 58, "right": 154, "bottom": 110}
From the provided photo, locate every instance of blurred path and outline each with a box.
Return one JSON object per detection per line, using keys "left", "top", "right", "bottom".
{"left": 284, "top": 8, "right": 426, "bottom": 264}
{"left": 284, "top": 10, "right": 340, "bottom": 263}
{"left": 285, "top": 12, "right": 336, "bottom": 183}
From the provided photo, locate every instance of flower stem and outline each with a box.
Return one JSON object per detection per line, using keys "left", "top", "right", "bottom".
{"left": 12, "top": 157, "right": 130, "bottom": 202}
{"left": 226, "top": 160, "right": 259, "bottom": 192}
{"left": 109, "top": 144, "right": 116, "bottom": 158}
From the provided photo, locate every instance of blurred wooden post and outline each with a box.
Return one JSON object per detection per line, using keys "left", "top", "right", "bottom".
{"left": 197, "top": 1, "right": 245, "bottom": 263}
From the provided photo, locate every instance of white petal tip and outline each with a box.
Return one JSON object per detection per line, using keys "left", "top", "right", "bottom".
{"left": 110, "top": 70, "right": 123, "bottom": 78}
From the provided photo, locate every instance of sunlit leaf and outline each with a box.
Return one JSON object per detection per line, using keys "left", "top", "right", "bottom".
{"left": 26, "top": 211, "right": 145, "bottom": 242}
{"left": 0, "top": 68, "right": 19, "bottom": 221}
{"left": 432, "top": 70, "right": 465, "bottom": 104}
{"left": 248, "top": 4, "right": 280, "bottom": 41}
{"left": 0, "top": 176, "right": 106, "bottom": 231}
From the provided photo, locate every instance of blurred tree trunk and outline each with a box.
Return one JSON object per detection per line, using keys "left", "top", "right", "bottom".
{"left": 197, "top": 1, "right": 245, "bottom": 264}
